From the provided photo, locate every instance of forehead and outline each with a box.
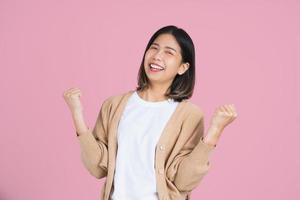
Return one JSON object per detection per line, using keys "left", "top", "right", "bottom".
{"left": 152, "top": 34, "right": 181, "bottom": 51}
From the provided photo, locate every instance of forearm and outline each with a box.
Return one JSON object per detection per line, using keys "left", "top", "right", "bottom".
{"left": 72, "top": 109, "right": 89, "bottom": 136}
{"left": 74, "top": 99, "right": 110, "bottom": 179}
{"left": 72, "top": 110, "right": 106, "bottom": 178}
{"left": 203, "top": 125, "right": 223, "bottom": 147}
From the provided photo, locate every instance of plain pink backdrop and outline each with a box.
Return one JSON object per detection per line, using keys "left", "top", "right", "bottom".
{"left": 0, "top": 0, "right": 299, "bottom": 199}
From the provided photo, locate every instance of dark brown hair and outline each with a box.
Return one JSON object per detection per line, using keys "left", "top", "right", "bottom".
{"left": 136, "top": 25, "right": 196, "bottom": 102}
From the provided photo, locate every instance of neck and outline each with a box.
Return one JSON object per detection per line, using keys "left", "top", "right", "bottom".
{"left": 137, "top": 84, "right": 170, "bottom": 102}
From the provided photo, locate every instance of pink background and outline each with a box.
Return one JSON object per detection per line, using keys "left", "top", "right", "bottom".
{"left": 0, "top": 0, "right": 299, "bottom": 199}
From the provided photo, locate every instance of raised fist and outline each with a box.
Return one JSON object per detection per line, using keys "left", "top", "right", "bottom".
{"left": 210, "top": 104, "right": 238, "bottom": 131}
{"left": 63, "top": 87, "right": 83, "bottom": 113}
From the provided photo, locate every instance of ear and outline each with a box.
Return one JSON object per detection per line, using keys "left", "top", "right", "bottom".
{"left": 177, "top": 62, "right": 190, "bottom": 75}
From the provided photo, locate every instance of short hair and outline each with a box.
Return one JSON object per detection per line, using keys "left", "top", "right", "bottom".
{"left": 136, "top": 25, "right": 196, "bottom": 102}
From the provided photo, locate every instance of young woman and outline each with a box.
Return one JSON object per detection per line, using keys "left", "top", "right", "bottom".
{"left": 63, "top": 25, "right": 237, "bottom": 200}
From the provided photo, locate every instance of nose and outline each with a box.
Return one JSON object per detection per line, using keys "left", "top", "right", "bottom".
{"left": 153, "top": 49, "right": 164, "bottom": 60}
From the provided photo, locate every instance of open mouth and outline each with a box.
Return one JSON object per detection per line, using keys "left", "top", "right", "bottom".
{"left": 149, "top": 63, "right": 164, "bottom": 72}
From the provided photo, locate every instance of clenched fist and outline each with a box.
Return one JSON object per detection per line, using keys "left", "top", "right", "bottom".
{"left": 63, "top": 87, "right": 83, "bottom": 114}
{"left": 210, "top": 104, "right": 238, "bottom": 130}
{"left": 203, "top": 104, "right": 238, "bottom": 147}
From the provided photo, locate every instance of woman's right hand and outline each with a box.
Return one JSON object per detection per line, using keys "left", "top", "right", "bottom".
{"left": 63, "top": 87, "right": 83, "bottom": 114}
{"left": 63, "top": 87, "right": 89, "bottom": 135}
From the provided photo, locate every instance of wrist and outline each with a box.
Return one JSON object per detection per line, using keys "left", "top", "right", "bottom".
{"left": 203, "top": 125, "right": 223, "bottom": 147}
{"left": 208, "top": 124, "right": 223, "bottom": 136}
{"left": 72, "top": 108, "right": 83, "bottom": 116}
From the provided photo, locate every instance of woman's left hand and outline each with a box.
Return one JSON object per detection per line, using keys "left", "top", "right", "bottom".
{"left": 203, "top": 104, "right": 238, "bottom": 146}
{"left": 211, "top": 104, "right": 238, "bottom": 131}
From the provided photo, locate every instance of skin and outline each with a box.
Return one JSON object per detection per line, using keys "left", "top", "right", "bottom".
{"left": 63, "top": 33, "right": 238, "bottom": 147}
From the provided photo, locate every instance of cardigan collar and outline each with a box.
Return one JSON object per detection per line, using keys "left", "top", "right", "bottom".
{"left": 111, "top": 89, "right": 189, "bottom": 153}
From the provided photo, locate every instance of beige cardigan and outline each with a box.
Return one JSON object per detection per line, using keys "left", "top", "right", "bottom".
{"left": 76, "top": 89, "right": 216, "bottom": 200}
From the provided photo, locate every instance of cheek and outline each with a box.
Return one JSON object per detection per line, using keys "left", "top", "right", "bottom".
{"left": 165, "top": 58, "right": 179, "bottom": 67}
{"left": 145, "top": 49, "right": 152, "bottom": 56}
{"left": 165, "top": 61, "right": 182, "bottom": 73}
{"left": 144, "top": 52, "right": 150, "bottom": 60}
{"left": 144, "top": 53, "right": 151, "bottom": 64}
{"left": 143, "top": 55, "right": 151, "bottom": 70}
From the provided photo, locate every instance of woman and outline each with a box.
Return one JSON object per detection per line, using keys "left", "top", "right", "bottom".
{"left": 63, "top": 25, "right": 238, "bottom": 200}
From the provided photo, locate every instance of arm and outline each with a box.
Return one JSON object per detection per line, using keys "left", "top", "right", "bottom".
{"left": 167, "top": 111, "right": 216, "bottom": 193}
{"left": 76, "top": 99, "right": 110, "bottom": 179}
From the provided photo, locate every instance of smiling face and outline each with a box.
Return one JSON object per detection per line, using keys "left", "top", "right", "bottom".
{"left": 143, "top": 33, "right": 190, "bottom": 87}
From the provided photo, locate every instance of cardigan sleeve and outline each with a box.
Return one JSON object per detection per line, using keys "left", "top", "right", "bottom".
{"left": 76, "top": 99, "right": 110, "bottom": 179}
{"left": 166, "top": 109, "right": 216, "bottom": 193}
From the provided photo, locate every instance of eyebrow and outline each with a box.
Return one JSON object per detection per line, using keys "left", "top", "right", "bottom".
{"left": 152, "top": 42, "right": 177, "bottom": 52}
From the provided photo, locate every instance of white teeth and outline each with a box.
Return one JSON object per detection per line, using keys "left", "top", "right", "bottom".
{"left": 150, "top": 64, "right": 164, "bottom": 70}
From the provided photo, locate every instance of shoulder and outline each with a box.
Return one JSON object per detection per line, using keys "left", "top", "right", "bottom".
{"left": 183, "top": 101, "right": 205, "bottom": 120}
{"left": 101, "top": 89, "right": 134, "bottom": 109}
